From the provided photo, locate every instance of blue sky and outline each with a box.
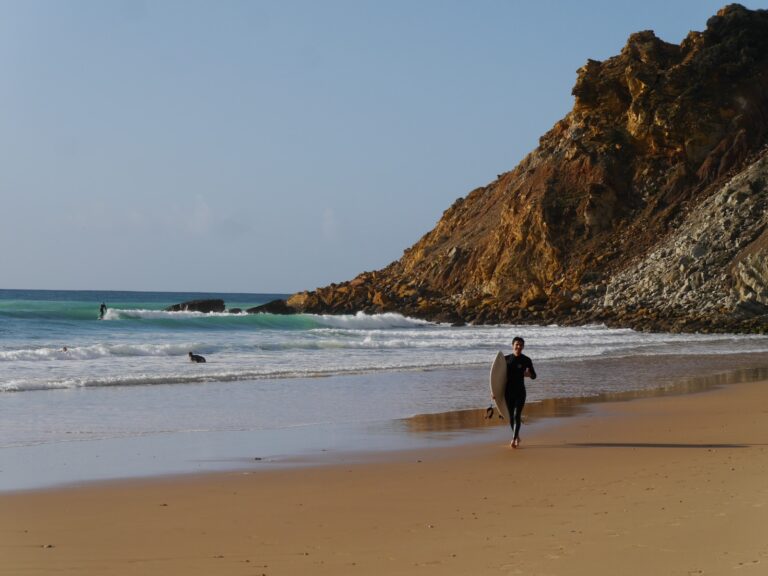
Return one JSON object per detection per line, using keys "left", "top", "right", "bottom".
{"left": 1, "top": 0, "right": 765, "bottom": 293}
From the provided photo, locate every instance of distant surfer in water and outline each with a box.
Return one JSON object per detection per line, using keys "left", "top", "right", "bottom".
{"left": 504, "top": 336, "right": 536, "bottom": 448}
{"left": 99, "top": 303, "right": 107, "bottom": 319}
{"left": 189, "top": 351, "right": 206, "bottom": 363}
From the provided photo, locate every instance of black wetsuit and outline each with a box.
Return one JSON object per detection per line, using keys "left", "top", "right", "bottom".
{"left": 504, "top": 353, "right": 536, "bottom": 440}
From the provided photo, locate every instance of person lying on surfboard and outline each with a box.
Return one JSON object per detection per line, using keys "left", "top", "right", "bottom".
{"left": 504, "top": 336, "right": 536, "bottom": 448}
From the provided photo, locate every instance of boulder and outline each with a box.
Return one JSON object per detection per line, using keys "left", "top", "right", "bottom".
{"left": 247, "top": 299, "right": 298, "bottom": 315}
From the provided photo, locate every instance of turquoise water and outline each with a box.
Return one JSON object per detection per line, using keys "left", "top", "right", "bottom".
{"left": 5, "top": 288, "right": 768, "bottom": 393}
{"left": 2, "top": 288, "right": 768, "bottom": 490}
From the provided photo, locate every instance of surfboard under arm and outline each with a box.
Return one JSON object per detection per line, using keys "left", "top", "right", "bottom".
{"left": 489, "top": 351, "right": 510, "bottom": 422}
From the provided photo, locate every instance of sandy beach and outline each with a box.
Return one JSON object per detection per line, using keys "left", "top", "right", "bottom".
{"left": 3, "top": 379, "right": 768, "bottom": 576}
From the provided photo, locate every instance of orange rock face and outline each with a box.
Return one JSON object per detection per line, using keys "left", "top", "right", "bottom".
{"left": 284, "top": 5, "right": 768, "bottom": 332}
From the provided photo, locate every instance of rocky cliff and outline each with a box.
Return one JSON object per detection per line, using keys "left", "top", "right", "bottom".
{"left": 270, "top": 4, "right": 768, "bottom": 333}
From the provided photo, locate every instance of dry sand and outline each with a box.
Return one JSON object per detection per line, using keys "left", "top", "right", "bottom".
{"left": 2, "top": 380, "right": 768, "bottom": 575}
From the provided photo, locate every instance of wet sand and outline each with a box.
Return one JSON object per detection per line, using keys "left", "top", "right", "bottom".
{"left": 2, "top": 379, "right": 768, "bottom": 575}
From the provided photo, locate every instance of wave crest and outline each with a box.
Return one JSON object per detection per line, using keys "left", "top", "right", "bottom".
{"left": 311, "top": 311, "right": 431, "bottom": 330}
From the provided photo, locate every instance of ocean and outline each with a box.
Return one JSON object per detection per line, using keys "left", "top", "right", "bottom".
{"left": 2, "top": 288, "right": 768, "bottom": 491}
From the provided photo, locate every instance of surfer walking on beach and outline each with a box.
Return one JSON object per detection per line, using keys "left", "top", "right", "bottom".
{"left": 505, "top": 336, "right": 536, "bottom": 448}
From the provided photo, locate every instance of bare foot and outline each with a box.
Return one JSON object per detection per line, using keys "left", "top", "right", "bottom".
{"left": 512, "top": 438, "right": 520, "bottom": 448}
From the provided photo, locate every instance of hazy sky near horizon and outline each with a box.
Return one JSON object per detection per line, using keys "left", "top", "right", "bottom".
{"left": 2, "top": 0, "right": 766, "bottom": 294}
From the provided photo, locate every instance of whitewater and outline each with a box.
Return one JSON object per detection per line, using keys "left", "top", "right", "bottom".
{"left": 2, "top": 288, "right": 768, "bottom": 490}
{"left": 4, "top": 289, "right": 768, "bottom": 393}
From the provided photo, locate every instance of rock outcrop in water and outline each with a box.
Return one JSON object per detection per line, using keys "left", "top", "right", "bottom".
{"left": 268, "top": 5, "right": 768, "bottom": 333}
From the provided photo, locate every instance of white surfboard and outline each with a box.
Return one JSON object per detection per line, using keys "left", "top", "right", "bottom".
{"left": 489, "top": 351, "right": 510, "bottom": 422}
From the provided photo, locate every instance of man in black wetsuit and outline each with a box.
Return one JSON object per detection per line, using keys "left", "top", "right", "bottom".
{"left": 504, "top": 336, "right": 536, "bottom": 448}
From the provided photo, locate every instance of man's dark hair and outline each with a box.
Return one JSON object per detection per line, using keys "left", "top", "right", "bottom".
{"left": 512, "top": 336, "right": 525, "bottom": 345}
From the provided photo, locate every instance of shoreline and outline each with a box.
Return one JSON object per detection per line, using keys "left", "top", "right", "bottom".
{"left": 3, "top": 357, "right": 768, "bottom": 494}
{"left": 3, "top": 376, "right": 768, "bottom": 574}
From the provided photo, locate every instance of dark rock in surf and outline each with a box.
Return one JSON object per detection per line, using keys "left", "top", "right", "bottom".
{"left": 165, "top": 299, "right": 225, "bottom": 313}
{"left": 247, "top": 299, "right": 298, "bottom": 315}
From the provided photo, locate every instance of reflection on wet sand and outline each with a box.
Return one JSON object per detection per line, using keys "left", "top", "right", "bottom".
{"left": 403, "top": 364, "right": 768, "bottom": 434}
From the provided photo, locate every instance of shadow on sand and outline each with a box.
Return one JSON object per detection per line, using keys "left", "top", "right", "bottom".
{"left": 564, "top": 442, "right": 750, "bottom": 449}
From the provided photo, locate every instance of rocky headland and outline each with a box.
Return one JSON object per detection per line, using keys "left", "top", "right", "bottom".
{"left": 259, "top": 4, "right": 768, "bottom": 333}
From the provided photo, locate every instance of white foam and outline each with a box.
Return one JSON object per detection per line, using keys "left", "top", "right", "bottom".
{"left": 311, "top": 311, "right": 431, "bottom": 330}
{"left": 3, "top": 316, "right": 768, "bottom": 396}
{"left": 0, "top": 342, "right": 198, "bottom": 362}
{"left": 104, "top": 308, "right": 245, "bottom": 320}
